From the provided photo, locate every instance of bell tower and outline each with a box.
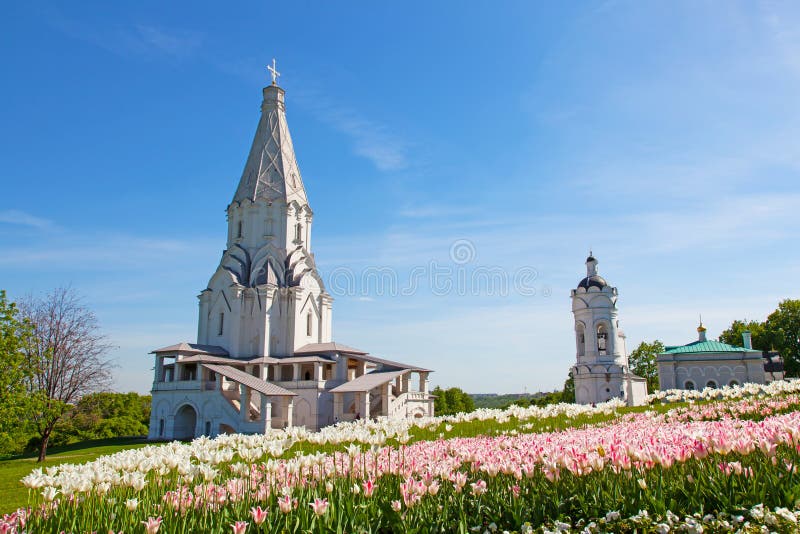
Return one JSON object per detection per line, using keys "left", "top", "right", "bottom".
{"left": 570, "top": 254, "right": 646, "bottom": 405}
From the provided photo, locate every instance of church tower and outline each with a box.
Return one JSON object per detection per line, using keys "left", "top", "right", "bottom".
{"left": 196, "top": 70, "right": 333, "bottom": 358}
{"left": 147, "top": 64, "right": 434, "bottom": 440}
{"left": 570, "top": 254, "right": 647, "bottom": 405}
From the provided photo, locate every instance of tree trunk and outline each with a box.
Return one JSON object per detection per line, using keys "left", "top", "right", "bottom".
{"left": 37, "top": 429, "right": 51, "bottom": 462}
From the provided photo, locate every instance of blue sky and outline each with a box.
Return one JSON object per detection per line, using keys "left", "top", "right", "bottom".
{"left": 1, "top": 2, "right": 798, "bottom": 394}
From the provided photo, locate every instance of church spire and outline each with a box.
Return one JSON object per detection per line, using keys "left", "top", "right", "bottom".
{"left": 232, "top": 61, "right": 308, "bottom": 206}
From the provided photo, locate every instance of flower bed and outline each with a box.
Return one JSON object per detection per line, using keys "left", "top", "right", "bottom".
{"left": 645, "top": 378, "right": 800, "bottom": 405}
{"left": 5, "top": 389, "right": 800, "bottom": 533}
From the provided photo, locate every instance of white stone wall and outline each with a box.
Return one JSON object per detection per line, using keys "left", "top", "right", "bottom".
{"left": 574, "top": 368, "right": 627, "bottom": 404}
{"left": 657, "top": 353, "right": 767, "bottom": 390}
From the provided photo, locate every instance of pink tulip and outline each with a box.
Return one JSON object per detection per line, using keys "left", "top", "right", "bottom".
{"left": 402, "top": 492, "right": 420, "bottom": 508}
{"left": 141, "top": 517, "right": 162, "bottom": 534}
{"left": 250, "top": 506, "right": 268, "bottom": 525}
{"left": 230, "top": 521, "right": 248, "bottom": 534}
{"left": 361, "top": 479, "right": 376, "bottom": 497}
{"left": 470, "top": 480, "right": 487, "bottom": 495}
{"left": 450, "top": 472, "right": 467, "bottom": 491}
{"left": 309, "top": 497, "right": 329, "bottom": 516}
{"left": 278, "top": 495, "right": 293, "bottom": 514}
{"left": 391, "top": 500, "right": 402, "bottom": 512}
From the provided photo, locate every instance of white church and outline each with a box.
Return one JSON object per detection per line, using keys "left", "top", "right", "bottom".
{"left": 148, "top": 66, "right": 434, "bottom": 440}
{"left": 570, "top": 255, "right": 648, "bottom": 406}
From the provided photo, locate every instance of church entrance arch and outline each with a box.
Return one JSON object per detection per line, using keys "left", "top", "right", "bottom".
{"left": 174, "top": 404, "right": 197, "bottom": 440}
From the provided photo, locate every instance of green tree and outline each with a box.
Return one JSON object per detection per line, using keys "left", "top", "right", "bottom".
{"left": 561, "top": 373, "right": 575, "bottom": 403}
{"left": 0, "top": 290, "right": 35, "bottom": 455}
{"left": 718, "top": 320, "right": 772, "bottom": 350}
{"left": 432, "top": 387, "right": 474, "bottom": 415}
{"left": 93, "top": 416, "right": 148, "bottom": 439}
{"left": 20, "top": 288, "right": 114, "bottom": 461}
{"left": 432, "top": 386, "right": 448, "bottom": 415}
{"left": 765, "top": 299, "right": 800, "bottom": 377}
{"left": 51, "top": 392, "right": 152, "bottom": 444}
{"left": 628, "top": 340, "right": 664, "bottom": 393}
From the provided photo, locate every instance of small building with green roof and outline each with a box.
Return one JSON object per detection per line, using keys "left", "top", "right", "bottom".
{"left": 656, "top": 322, "right": 775, "bottom": 391}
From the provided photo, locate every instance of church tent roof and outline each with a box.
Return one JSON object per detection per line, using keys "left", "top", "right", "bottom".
{"left": 329, "top": 370, "right": 408, "bottom": 393}
{"left": 231, "top": 83, "right": 308, "bottom": 206}
{"left": 202, "top": 364, "right": 296, "bottom": 396}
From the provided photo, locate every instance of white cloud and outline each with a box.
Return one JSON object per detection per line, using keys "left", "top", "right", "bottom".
{"left": 294, "top": 91, "right": 408, "bottom": 172}
{"left": 398, "top": 204, "right": 478, "bottom": 219}
{"left": 47, "top": 12, "right": 202, "bottom": 60}
{"left": 622, "top": 192, "right": 799, "bottom": 254}
{"left": 336, "top": 302, "right": 572, "bottom": 394}
{"left": 760, "top": 3, "right": 800, "bottom": 78}
{"left": 0, "top": 210, "right": 54, "bottom": 229}
{"left": 133, "top": 25, "right": 203, "bottom": 58}
{"left": 0, "top": 230, "right": 217, "bottom": 270}
{"left": 323, "top": 107, "right": 407, "bottom": 171}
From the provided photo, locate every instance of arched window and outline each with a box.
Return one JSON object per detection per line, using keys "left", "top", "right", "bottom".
{"left": 576, "top": 324, "right": 585, "bottom": 358}
{"left": 159, "top": 418, "right": 165, "bottom": 437}
{"left": 237, "top": 220, "right": 243, "bottom": 239}
{"left": 597, "top": 324, "right": 608, "bottom": 356}
{"left": 706, "top": 380, "right": 717, "bottom": 389}
{"left": 295, "top": 223, "right": 303, "bottom": 242}
{"left": 684, "top": 380, "right": 695, "bottom": 391}
{"left": 729, "top": 380, "right": 739, "bottom": 387}
{"left": 304, "top": 371, "right": 311, "bottom": 380}
{"left": 306, "top": 311, "right": 313, "bottom": 336}
{"left": 218, "top": 312, "right": 224, "bottom": 336}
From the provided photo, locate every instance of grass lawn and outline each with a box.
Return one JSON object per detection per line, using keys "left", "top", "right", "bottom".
{"left": 0, "top": 437, "right": 149, "bottom": 514}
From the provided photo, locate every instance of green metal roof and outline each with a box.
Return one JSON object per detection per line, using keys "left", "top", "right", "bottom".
{"left": 663, "top": 339, "right": 759, "bottom": 354}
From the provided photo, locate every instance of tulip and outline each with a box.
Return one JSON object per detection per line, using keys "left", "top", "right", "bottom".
{"left": 41, "top": 487, "right": 59, "bottom": 502}
{"left": 309, "top": 497, "right": 329, "bottom": 516}
{"left": 470, "top": 480, "right": 487, "bottom": 495}
{"left": 362, "top": 479, "right": 376, "bottom": 497}
{"left": 250, "top": 506, "right": 267, "bottom": 525}
{"left": 230, "top": 521, "right": 248, "bottom": 534}
{"left": 141, "top": 517, "right": 162, "bottom": 534}
{"left": 278, "top": 495, "right": 293, "bottom": 514}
